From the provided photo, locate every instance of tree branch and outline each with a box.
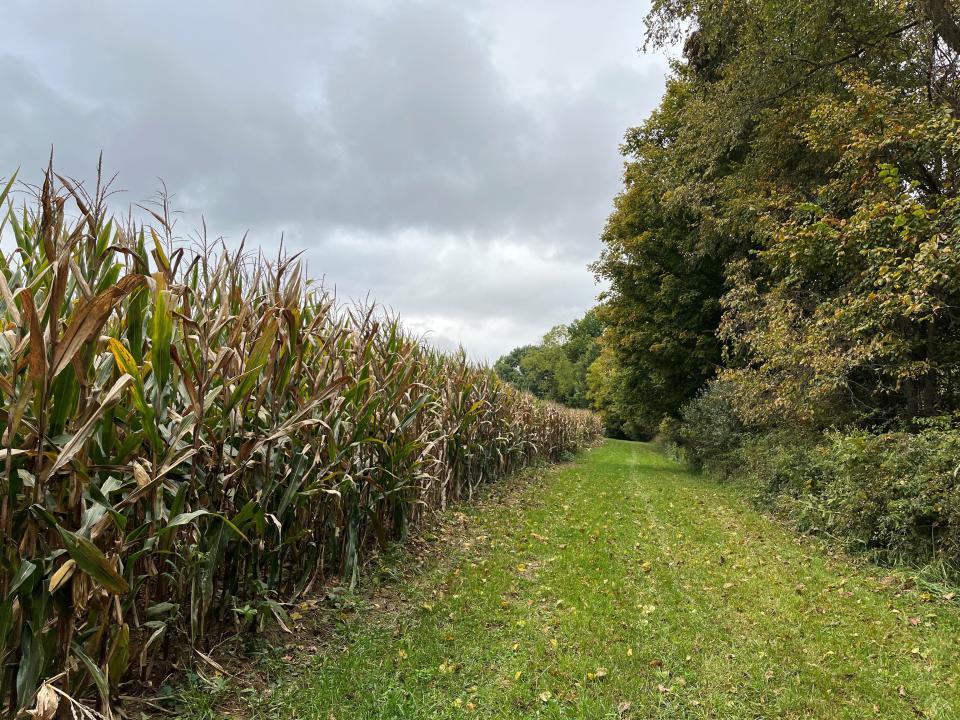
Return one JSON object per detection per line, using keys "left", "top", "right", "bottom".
{"left": 926, "top": 0, "right": 960, "bottom": 56}
{"left": 755, "top": 20, "right": 922, "bottom": 108}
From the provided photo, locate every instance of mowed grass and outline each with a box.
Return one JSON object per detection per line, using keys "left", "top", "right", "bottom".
{"left": 180, "top": 440, "right": 960, "bottom": 719}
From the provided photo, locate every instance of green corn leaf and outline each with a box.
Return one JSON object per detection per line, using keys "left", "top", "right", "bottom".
{"left": 16, "top": 624, "right": 43, "bottom": 712}
{"left": 60, "top": 532, "right": 128, "bottom": 595}
{"left": 45, "top": 374, "right": 132, "bottom": 480}
{"left": 150, "top": 281, "right": 174, "bottom": 393}
{"left": 72, "top": 643, "right": 111, "bottom": 714}
{"left": 6, "top": 560, "right": 39, "bottom": 598}
{"left": 226, "top": 319, "right": 278, "bottom": 412}
{"left": 53, "top": 524, "right": 128, "bottom": 595}
{"left": 106, "top": 623, "right": 129, "bottom": 688}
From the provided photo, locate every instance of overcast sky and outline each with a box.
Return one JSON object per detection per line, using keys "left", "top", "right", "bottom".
{"left": 2, "top": 0, "right": 668, "bottom": 361}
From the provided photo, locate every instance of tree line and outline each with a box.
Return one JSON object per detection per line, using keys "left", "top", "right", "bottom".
{"left": 493, "top": 310, "right": 601, "bottom": 411}
{"left": 497, "top": 0, "right": 960, "bottom": 573}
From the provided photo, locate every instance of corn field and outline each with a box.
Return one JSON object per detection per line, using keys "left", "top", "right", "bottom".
{"left": 0, "top": 168, "right": 602, "bottom": 717}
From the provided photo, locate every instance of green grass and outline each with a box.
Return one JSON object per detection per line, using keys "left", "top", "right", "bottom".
{"left": 178, "top": 440, "right": 960, "bottom": 719}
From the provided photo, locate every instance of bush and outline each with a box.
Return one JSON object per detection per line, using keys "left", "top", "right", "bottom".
{"left": 730, "top": 426, "right": 960, "bottom": 572}
{"left": 671, "top": 378, "right": 960, "bottom": 574}
{"left": 671, "top": 380, "right": 745, "bottom": 471}
{"left": 815, "top": 429, "right": 960, "bottom": 566}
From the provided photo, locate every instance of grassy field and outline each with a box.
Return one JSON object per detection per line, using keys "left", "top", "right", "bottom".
{"left": 178, "top": 440, "right": 960, "bottom": 719}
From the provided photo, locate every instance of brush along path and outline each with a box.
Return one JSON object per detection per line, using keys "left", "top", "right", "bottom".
{"left": 185, "top": 440, "right": 960, "bottom": 719}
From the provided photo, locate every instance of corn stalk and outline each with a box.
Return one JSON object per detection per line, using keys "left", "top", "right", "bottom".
{"left": 0, "top": 167, "right": 603, "bottom": 716}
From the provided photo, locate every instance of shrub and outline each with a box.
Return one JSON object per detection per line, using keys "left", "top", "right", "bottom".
{"left": 672, "top": 380, "right": 745, "bottom": 471}
{"left": 813, "top": 429, "right": 960, "bottom": 566}
{"left": 672, "top": 377, "right": 960, "bottom": 575}
{"left": 729, "top": 427, "right": 960, "bottom": 572}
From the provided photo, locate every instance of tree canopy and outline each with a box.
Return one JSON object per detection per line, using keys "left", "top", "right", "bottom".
{"left": 592, "top": 0, "right": 960, "bottom": 434}
{"left": 494, "top": 310, "right": 602, "bottom": 410}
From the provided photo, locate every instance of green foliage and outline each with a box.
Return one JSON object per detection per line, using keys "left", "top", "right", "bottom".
{"left": 0, "top": 167, "right": 603, "bottom": 715}
{"left": 591, "top": 79, "right": 725, "bottom": 428}
{"left": 669, "top": 380, "right": 744, "bottom": 470}
{"left": 813, "top": 428, "right": 960, "bottom": 568}
{"left": 673, "top": 383, "right": 960, "bottom": 574}
{"left": 720, "top": 77, "right": 960, "bottom": 428}
{"left": 595, "top": 0, "right": 960, "bottom": 431}
{"left": 494, "top": 310, "right": 601, "bottom": 410}
{"left": 587, "top": 346, "right": 653, "bottom": 440}
{"left": 492, "top": 345, "right": 535, "bottom": 388}
{"left": 696, "top": 425, "right": 960, "bottom": 575}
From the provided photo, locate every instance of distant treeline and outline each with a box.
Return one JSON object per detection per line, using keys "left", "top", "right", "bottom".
{"left": 494, "top": 309, "right": 601, "bottom": 411}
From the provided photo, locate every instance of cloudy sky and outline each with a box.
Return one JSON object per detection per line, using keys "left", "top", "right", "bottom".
{"left": 2, "top": 0, "right": 668, "bottom": 361}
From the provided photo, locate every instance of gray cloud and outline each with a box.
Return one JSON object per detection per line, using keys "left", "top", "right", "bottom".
{"left": 0, "top": 0, "right": 666, "bottom": 359}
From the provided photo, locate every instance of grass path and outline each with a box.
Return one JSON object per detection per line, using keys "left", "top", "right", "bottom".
{"left": 182, "top": 440, "right": 960, "bottom": 719}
